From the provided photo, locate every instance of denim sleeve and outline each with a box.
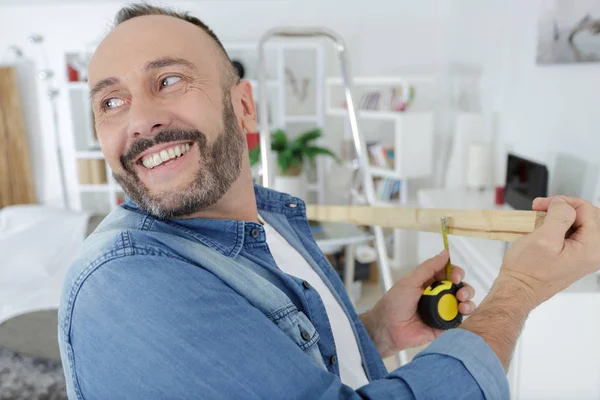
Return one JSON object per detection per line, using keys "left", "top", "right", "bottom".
{"left": 374, "top": 329, "right": 510, "bottom": 400}
{"left": 63, "top": 255, "right": 507, "bottom": 400}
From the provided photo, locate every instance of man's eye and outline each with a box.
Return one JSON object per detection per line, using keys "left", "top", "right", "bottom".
{"left": 161, "top": 76, "right": 181, "bottom": 88}
{"left": 103, "top": 98, "right": 125, "bottom": 110}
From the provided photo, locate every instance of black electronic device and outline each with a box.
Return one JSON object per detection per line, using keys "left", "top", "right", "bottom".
{"left": 504, "top": 153, "right": 549, "bottom": 210}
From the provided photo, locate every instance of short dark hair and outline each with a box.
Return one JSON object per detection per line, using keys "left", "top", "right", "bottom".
{"left": 113, "top": 3, "right": 238, "bottom": 86}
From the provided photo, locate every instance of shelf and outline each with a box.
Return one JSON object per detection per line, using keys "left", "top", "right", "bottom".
{"left": 247, "top": 79, "right": 279, "bottom": 88}
{"left": 352, "top": 192, "right": 418, "bottom": 208}
{"left": 285, "top": 115, "right": 320, "bottom": 123}
{"left": 326, "top": 75, "right": 436, "bottom": 86}
{"left": 67, "top": 81, "right": 89, "bottom": 90}
{"left": 79, "top": 184, "right": 110, "bottom": 193}
{"left": 76, "top": 150, "right": 104, "bottom": 159}
{"left": 368, "top": 167, "right": 401, "bottom": 179}
{"left": 327, "top": 108, "right": 417, "bottom": 120}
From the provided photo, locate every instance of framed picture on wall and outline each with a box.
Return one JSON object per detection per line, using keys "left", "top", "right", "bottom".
{"left": 537, "top": 0, "right": 600, "bottom": 64}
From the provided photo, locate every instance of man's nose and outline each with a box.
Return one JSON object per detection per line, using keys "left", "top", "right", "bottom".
{"left": 126, "top": 96, "right": 172, "bottom": 139}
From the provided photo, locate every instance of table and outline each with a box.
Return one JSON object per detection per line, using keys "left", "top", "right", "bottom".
{"left": 312, "top": 221, "right": 375, "bottom": 302}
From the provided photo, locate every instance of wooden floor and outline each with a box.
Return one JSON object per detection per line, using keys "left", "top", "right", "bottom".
{"left": 0, "top": 310, "right": 60, "bottom": 361}
{"left": 354, "top": 269, "right": 428, "bottom": 371}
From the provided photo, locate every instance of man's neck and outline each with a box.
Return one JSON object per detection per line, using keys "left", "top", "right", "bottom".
{"left": 180, "top": 172, "right": 259, "bottom": 223}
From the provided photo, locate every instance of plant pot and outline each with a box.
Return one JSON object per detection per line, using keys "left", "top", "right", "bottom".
{"left": 274, "top": 174, "right": 307, "bottom": 200}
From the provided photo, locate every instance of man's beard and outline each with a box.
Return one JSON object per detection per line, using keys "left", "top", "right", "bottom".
{"left": 113, "top": 94, "right": 245, "bottom": 220}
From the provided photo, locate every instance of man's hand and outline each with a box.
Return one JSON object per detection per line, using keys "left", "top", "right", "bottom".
{"left": 361, "top": 250, "right": 475, "bottom": 358}
{"left": 499, "top": 196, "right": 600, "bottom": 308}
{"left": 462, "top": 196, "right": 600, "bottom": 371}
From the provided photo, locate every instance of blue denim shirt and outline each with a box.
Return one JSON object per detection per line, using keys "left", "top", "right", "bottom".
{"left": 58, "top": 184, "right": 509, "bottom": 399}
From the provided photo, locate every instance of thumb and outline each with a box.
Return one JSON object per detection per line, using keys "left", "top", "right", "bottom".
{"left": 537, "top": 198, "right": 576, "bottom": 246}
{"left": 407, "top": 249, "right": 449, "bottom": 287}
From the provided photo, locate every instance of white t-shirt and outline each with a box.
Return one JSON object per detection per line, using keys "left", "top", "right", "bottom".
{"left": 258, "top": 215, "right": 369, "bottom": 389}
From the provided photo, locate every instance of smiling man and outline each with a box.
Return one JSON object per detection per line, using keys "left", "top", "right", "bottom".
{"left": 58, "top": 4, "right": 600, "bottom": 400}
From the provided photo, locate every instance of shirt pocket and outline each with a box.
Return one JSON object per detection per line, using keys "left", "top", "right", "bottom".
{"left": 269, "top": 305, "right": 327, "bottom": 371}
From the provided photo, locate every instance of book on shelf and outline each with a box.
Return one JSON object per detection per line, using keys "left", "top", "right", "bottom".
{"left": 78, "top": 159, "right": 107, "bottom": 185}
{"left": 358, "top": 91, "right": 381, "bottom": 110}
{"left": 340, "top": 85, "right": 416, "bottom": 112}
{"left": 366, "top": 141, "right": 394, "bottom": 169}
{"left": 355, "top": 178, "right": 401, "bottom": 203}
{"left": 375, "top": 178, "right": 401, "bottom": 202}
{"left": 364, "top": 141, "right": 401, "bottom": 202}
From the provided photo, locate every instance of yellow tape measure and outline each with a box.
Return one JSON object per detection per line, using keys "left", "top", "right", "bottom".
{"left": 417, "top": 217, "right": 464, "bottom": 330}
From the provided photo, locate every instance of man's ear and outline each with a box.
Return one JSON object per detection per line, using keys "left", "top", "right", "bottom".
{"left": 233, "top": 80, "right": 257, "bottom": 133}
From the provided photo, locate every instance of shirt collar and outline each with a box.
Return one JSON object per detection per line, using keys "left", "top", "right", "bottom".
{"left": 121, "top": 184, "right": 306, "bottom": 258}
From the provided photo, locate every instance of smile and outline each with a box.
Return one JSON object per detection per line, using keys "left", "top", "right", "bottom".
{"left": 140, "top": 143, "right": 193, "bottom": 169}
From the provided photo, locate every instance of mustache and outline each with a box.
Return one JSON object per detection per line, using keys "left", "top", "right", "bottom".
{"left": 120, "top": 129, "right": 206, "bottom": 170}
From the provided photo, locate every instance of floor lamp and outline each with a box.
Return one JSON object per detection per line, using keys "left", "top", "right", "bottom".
{"left": 27, "top": 34, "right": 70, "bottom": 209}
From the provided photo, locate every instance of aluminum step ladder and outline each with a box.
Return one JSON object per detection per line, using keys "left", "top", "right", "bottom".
{"left": 256, "top": 27, "right": 408, "bottom": 367}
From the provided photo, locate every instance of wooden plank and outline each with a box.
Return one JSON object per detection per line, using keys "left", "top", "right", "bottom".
{"left": 306, "top": 204, "right": 546, "bottom": 242}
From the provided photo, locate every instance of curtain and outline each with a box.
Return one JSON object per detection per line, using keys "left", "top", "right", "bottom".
{"left": 0, "top": 66, "right": 35, "bottom": 207}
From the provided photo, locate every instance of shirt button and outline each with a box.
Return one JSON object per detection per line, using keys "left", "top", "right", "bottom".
{"left": 287, "top": 203, "right": 297, "bottom": 208}
{"left": 330, "top": 355, "right": 337, "bottom": 365}
{"left": 251, "top": 228, "right": 260, "bottom": 238}
{"left": 302, "top": 281, "right": 311, "bottom": 290}
{"left": 301, "top": 331, "right": 311, "bottom": 341}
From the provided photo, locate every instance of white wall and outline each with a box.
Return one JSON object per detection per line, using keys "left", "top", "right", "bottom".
{"left": 448, "top": 0, "right": 600, "bottom": 201}
{"left": 0, "top": 0, "right": 452, "bottom": 207}
{"left": 4, "top": 0, "right": 598, "bottom": 207}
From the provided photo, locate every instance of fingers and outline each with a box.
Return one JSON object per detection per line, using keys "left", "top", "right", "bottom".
{"left": 407, "top": 249, "right": 449, "bottom": 287}
{"left": 459, "top": 301, "right": 475, "bottom": 315}
{"left": 536, "top": 198, "right": 577, "bottom": 242}
{"left": 450, "top": 266, "right": 464, "bottom": 285}
{"left": 533, "top": 196, "right": 599, "bottom": 229}
{"left": 457, "top": 283, "right": 474, "bottom": 302}
{"left": 457, "top": 284, "right": 475, "bottom": 314}
{"left": 434, "top": 264, "right": 464, "bottom": 284}
{"left": 533, "top": 195, "right": 585, "bottom": 211}
{"left": 434, "top": 267, "right": 475, "bottom": 303}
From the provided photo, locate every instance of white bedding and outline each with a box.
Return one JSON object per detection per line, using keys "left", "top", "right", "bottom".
{"left": 0, "top": 205, "right": 89, "bottom": 324}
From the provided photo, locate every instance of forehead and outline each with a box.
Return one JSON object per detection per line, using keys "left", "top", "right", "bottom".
{"left": 88, "top": 14, "right": 221, "bottom": 83}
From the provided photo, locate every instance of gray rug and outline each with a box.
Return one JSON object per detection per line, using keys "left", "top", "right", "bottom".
{"left": 0, "top": 347, "right": 66, "bottom": 400}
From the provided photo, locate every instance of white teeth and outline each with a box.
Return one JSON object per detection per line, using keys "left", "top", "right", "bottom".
{"left": 141, "top": 143, "right": 192, "bottom": 169}
{"left": 142, "top": 158, "right": 153, "bottom": 169}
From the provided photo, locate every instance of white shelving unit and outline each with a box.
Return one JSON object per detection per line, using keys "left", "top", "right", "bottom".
{"left": 75, "top": 150, "right": 103, "bottom": 159}
{"left": 325, "top": 76, "right": 435, "bottom": 267}
{"left": 60, "top": 40, "right": 328, "bottom": 215}
{"left": 228, "top": 40, "right": 327, "bottom": 204}
{"left": 57, "top": 72, "right": 122, "bottom": 214}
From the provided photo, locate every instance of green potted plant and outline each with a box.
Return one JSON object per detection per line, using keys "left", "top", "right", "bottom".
{"left": 249, "top": 128, "right": 339, "bottom": 198}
